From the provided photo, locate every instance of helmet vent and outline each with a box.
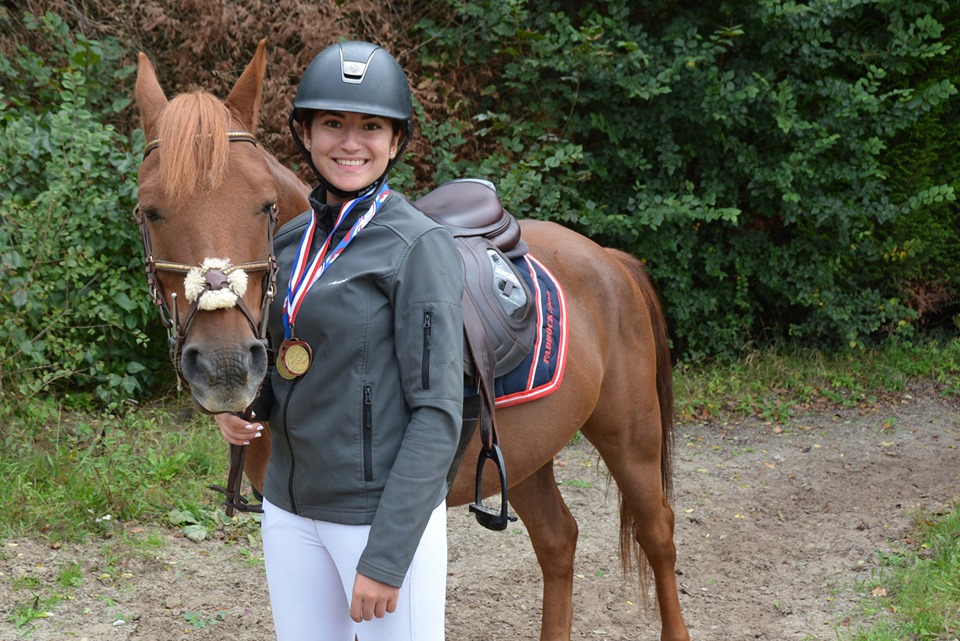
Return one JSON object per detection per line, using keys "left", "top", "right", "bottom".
{"left": 342, "top": 60, "right": 367, "bottom": 83}
{"left": 340, "top": 47, "right": 376, "bottom": 85}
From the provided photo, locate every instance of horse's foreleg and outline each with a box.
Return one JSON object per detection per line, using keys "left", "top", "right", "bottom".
{"left": 509, "top": 460, "right": 578, "bottom": 641}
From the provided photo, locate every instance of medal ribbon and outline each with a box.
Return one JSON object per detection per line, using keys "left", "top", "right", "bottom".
{"left": 283, "top": 183, "right": 391, "bottom": 339}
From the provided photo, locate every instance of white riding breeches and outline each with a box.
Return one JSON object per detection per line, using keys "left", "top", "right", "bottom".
{"left": 261, "top": 497, "right": 447, "bottom": 641}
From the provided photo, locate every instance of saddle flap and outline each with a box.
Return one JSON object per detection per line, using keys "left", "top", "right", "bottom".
{"left": 457, "top": 236, "right": 538, "bottom": 379}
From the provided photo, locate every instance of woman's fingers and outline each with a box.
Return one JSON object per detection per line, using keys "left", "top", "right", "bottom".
{"left": 214, "top": 413, "right": 263, "bottom": 446}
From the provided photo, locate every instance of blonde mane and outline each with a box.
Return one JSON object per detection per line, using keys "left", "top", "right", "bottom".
{"left": 156, "top": 92, "right": 232, "bottom": 202}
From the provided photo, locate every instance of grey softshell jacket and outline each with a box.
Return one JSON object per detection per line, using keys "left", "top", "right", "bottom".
{"left": 257, "top": 189, "right": 464, "bottom": 587}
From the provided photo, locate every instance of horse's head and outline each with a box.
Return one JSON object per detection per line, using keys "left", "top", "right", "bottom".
{"left": 134, "top": 40, "right": 284, "bottom": 414}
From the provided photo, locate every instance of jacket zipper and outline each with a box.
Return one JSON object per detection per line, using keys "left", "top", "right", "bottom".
{"left": 280, "top": 380, "right": 299, "bottom": 514}
{"left": 363, "top": 385, "right": 374, "bottom": 482}
{"left": 422, "top": 311, "right": 432, "bottom": 390}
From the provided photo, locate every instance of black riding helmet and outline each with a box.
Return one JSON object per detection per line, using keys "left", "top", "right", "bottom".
{"left": 289, "top": 41, "right": 413, "bottom": 199}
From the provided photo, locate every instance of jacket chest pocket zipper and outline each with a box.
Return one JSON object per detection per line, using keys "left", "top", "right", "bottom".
{"left": 363, "top": 385, "right": 374, "bottom": 482}
{"left": 422, "top": 311, "right": 432, "bottom": 390}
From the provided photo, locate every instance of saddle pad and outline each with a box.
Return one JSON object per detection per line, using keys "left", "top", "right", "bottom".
{"left": 465, "top": 253, "right": 568, "bottom": 408}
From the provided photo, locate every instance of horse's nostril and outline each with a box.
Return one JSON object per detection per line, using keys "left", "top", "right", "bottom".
{"left": 248, "top": 339, "right": 268, "bottom": 372}
{"left": 180, "top": 340, "right": 268, "bottom": 388}
{"left": 179, "top": 344, "right": 205, "bottom": 381}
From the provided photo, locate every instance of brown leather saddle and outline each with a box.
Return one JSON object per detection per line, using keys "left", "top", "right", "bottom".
{"left": 414, "top": 178, "right": 539, "bottom": 530}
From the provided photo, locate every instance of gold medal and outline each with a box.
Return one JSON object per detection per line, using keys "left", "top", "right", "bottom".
{"left": 277, "top": 339, "right": 312, "bottom": 379}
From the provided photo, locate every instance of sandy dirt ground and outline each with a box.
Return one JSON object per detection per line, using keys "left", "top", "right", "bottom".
{"left": 2, "top": 390, "right": 958, "bottom": 641}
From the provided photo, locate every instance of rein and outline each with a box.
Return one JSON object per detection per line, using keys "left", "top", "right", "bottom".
{"left": 134, "top": 131, "right": 279, "bottom": 390}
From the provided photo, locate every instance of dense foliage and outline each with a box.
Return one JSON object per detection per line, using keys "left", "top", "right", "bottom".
{"left": 0, "top": 1, "right": 956, "bottom": 405}
{"left": 416, "top": 0, "right": 959, "bottom": 358}
{"left": 881, "top": 2, "right": 960, "bottom": 329}
{"left": 0, "top": 13, "right": 167, "bottom": 404}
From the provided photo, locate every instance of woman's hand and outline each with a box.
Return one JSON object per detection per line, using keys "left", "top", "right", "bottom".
{"left": 350, "top": 573, "right": 399, "bottom": 622}
{"left": 214, "top": 412, "right": 263, "bottom": 446}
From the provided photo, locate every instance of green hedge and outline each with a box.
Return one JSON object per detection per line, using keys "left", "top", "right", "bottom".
{"left": 416, "top": 0, "right": 958, "bottom": 359}
{"left": 0, "top": 13, "right": 167, "bottom": 406}
{"left": 881, "top": 2, "right": 960, "bottom": 326}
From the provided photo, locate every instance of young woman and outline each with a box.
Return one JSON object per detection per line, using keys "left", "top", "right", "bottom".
{"left": 215, "top": 41, "right": 464, "bottom": 641}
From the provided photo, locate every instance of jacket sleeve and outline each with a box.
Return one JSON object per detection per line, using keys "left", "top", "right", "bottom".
{"left": 356, "top": 223, "right": 464, "bottom": 587}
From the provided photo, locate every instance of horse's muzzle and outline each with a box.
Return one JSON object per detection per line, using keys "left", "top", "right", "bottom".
{"left": 179, "top": 337, "right": 268, "bottom": 413}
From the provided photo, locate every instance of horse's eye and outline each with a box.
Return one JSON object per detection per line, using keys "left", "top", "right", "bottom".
{"left": 261, "top": 202, "right": 278, "bottom": 217}
{"left": 136, "top": 206, "right": 162, "bottom": 223}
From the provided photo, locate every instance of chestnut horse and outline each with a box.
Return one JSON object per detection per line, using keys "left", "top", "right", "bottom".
{"left": 134, "top": 41, "right": 690, "bottom": 641}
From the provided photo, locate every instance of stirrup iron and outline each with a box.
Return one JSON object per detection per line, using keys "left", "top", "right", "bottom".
{"left": 468, "top": 442, "right": 517, "bottom": 531}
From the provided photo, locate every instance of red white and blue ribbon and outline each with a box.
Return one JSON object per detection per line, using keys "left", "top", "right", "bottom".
{"left": 283, "top": 184, "right": 390, "bottom": 339}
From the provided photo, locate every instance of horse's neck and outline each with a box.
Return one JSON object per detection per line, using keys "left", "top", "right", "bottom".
{"left": 263, "top": 151, "right": 310, "bottom": 228}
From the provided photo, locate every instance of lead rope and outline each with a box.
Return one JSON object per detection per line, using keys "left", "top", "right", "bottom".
{"left": 208, "top": 406, "right": 263, "bottom": 516}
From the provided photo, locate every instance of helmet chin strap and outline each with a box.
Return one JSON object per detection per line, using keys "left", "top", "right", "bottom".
{"left": 320, "top": 175, "right": 371, "bottom": 201}
{"left": 289, "top": 111, "right": 410, "bottom": 201}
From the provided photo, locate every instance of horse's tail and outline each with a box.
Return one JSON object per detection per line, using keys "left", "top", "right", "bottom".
{"left": 605, "top": 247, "right": 675, "bottom": 603}
{"left": 605, "top": 248, "right": 674, "bottom": 493}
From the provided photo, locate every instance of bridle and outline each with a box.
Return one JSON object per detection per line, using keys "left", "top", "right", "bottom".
{"left": 134, "top": 131, "right": 280, "bottom": 388}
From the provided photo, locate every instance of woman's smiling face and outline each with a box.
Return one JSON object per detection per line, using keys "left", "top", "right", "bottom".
{"left": 304, "top": 110, "right": 400, "bottom": 202}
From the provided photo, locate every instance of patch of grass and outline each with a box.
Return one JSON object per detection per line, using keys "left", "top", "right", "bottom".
{"left": 0, "top": 395, "right": 235, "bottom": 542}
{"left": 7, "top": 597, "right": 58, "bottom": 629}
{"left": 238, "top": 546, "right": 265, "bottom": 568}
{"left": 57, "top": 563, "right": 83, "bottom": 589}
{"left": 3, "top": 528, "right": 183, "bottom": 635}
{"left": 0, "top": 394, "right": 265, "bottom": 635}
{"left": 97, "top": 527, "right": 171, "bottom": 579}
{"left": 6, "top": 557, "right": 86, "bottom": 631}
{"left": 184, "top": 610, "right": 227, "bottom": 630}
{"left": 845, "top": 504, "right": 960, "bottom": 640}
{"left": 11, "top": 576, "right": 42, "bottom": 591}
{"left": 166, "top": 503, "right": 262, "bottom": 543}
{"left": 673, "top": 336, "right": 960, "bottom": 423}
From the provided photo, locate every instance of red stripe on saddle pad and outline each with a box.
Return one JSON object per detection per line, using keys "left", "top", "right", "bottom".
{"left": 494, "top": 254, "right": 568, "bottom": 408}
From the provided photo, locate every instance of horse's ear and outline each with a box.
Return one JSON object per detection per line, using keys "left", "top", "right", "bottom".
{"left": 225, "top": 39, "right": 267, "bottom": 132}
{"left": 135, "top": 52, "right": 168, "bottom": 141}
